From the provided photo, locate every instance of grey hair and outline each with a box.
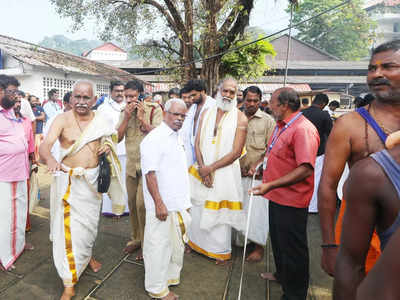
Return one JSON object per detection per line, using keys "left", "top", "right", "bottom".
{"left": 72, "top": 80, "right": 95, "bottom": 93}
{"left": 165, "top": 98, "right": 186, "bottom": 111}
{"left": 219, "top": 77, "right": 238, "bottom": 90}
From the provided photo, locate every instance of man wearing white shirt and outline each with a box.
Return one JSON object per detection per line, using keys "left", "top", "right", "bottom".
{"left": 18, "top": 91, "right": 35, "bottom": 122}
{"left": 43, "top": 89, "right": 62, "bottom": 120}
{"left": 97, "top": 81, "right": 129, "bottom": 216}
{"left": 141, "top": 99, "right": 191, "bottom": 300}
{"left": 180, "top": 79, "right": 215, "bottom": 167}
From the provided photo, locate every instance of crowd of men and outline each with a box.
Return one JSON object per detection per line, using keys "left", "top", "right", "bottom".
{"left": 1, "top": 39, "right": 400, "bottom": 300}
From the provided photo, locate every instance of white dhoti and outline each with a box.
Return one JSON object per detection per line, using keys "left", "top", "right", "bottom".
{"left": 52, "top": 166, "right": 102, "bottom": 287}
{"left": 308, "top": 155, "right": 324, "bottom": 213}
{"left": 51, "top": 111, "right": 126, "bottom": 286}
{"left": 101, "top": 154, "right": 129, "bottom": 215}
{"left": 0, "top": 181, "right": 27, "bottom": 270}
{"left": 188, "top": 107, "right": 245, "bottom": 260}
{"left": 189, "top": 204, "right": 232, "bottom": 260}
{"left": 143, "top": 210, "right": 191, "bottom": 298}
{"left": 308, "top": 156, "right": 349, "bottom": 213}
{"left": 241, "top": 177, "right": 269, "bottom": 246}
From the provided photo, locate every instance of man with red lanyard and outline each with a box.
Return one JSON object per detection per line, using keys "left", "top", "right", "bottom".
{"left": 0, "top": 75, "right": 31, "bottom": 270}
{"left": 251, "top": 87, "right": 319, "bottom": 300}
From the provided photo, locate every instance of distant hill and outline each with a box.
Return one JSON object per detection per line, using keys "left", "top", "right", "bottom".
{"left": 39, "top": 35, "right": 103, "bottom": 57}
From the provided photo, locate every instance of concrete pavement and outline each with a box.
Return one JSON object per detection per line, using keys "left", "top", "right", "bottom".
{"left": 0, "top": 175, "right": 333, "bottom": 300}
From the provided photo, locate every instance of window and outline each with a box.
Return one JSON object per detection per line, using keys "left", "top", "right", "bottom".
{"left": 43, "top": 77, "right": 75, "bottom": 100}
{"left": 394, "top": 23, "right": 400, "bottom": 33}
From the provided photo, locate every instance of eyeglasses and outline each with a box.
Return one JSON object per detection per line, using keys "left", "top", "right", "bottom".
{"left": 5, "top": 89, "right": 18, "bottom": 95}
{"left": 166, "top": 111, "right": 187, "bottom": 119}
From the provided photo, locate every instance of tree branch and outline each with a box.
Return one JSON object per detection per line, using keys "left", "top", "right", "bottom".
{"left": 161, "top": 38, "right": 183, "bottom": 57}
{"left": 108, "top": 0, "right": 180, "bottom": 37}
{"left": 220, "top": 0, "right": 254, "bottom": 52}
{"left": 163, "top": 0, "right": 188, "bottom": 41}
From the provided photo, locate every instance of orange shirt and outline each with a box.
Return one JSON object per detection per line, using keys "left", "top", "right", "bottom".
{"left": 263, "top": 113, "right": 319, "bottom": 208}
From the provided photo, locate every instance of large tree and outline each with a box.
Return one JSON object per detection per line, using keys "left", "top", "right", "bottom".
{"left": 51, "top": 0, "right": 272, "bottom": 92}
{"left": 290, "top": 0, "right": 376, "bottom": 60}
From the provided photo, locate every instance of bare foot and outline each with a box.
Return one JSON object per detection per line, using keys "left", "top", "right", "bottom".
{"left": 123, "top": 243, "right": 140, "bottom": 254}
{"left": 135, "top": 249, "right": 143, "bottom": 261}
{"left": 25, "top": 243, "right": 35, "bottom": 251}
{"left": 260, "top": 272, "right": 277, "bottom": 281}
{"left": 161, "top": 291, "right": 179, "bottom": 300}
{"left": 89, "top": 257, "right": 102, "bottom": 273}
{"left": 246, "top": 245, "right": 264, "bottom": 262}
{"left": 60, "top": 286, "right": 75, "bottom": 300}
{"left": 215, "top": 259, "right": 231, "bottom": 266}
{"left": 184, "top": 245, "right": 192, "bottom": 254}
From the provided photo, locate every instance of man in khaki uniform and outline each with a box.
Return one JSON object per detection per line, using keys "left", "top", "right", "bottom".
{"left": 117, "top": 80, "right": 163, "bottom": 259}
{"left": 240, "top": 86, "right": 275, "bottom": 262}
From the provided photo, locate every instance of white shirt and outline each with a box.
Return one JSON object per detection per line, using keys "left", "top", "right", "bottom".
{"left": 180, "top": 95, "right": 216, "bottom": 166}
{"left": 97, "top": 97, "right": 126, "bottom": 156}
{"left": 141, "top": 122, "right": 191, "bottom": 212}
{"left": 20, "top": 98, "right": 35, "bottom": 121}
{"left": 43, "top": 101, "right": 62, "bottom": 120}
{"left": 43, "top": 114, "right": 60, "bottom": 162}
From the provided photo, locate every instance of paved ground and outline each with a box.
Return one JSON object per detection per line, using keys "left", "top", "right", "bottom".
{"left": 0, "top": 170, "right": 333, "bottom": 300}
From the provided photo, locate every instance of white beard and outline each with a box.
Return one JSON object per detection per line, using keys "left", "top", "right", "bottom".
{"left": 215, "top": 92, "right": 237, "bottom": 112}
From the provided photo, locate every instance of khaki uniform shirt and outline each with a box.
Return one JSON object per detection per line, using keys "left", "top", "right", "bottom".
{"left": 240, "top": 109, "right": 275, "bottom": 176}
{"left": 120, "top": 102, "right": 163, "bottom": 178}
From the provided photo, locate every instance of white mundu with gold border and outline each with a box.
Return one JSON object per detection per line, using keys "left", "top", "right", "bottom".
{"left": 188, "top": 106, "right": 245, "bottom": 260}
{"left": 52, "top": 111, "right": 126, "bottom": 287}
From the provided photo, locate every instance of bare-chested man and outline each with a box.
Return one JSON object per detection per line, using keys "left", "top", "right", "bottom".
{"left": 318, "top": 40, "right": 400, "bottom": 276}
{"left": 40, "top": 80, "right": 125, "bottom": 300}
{"left": 188, "top": 78, "right": 248, "bottom": 264}
{"left": 333, "top": 130, "right": 400, "bottom": 300}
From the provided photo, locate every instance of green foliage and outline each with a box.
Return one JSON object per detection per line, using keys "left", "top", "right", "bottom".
{"left": 290, "top": 0, "right": 377, "bottom": 60}
{"left": 220, "top": 35, "right": 276, "bottom": 80}
{"left": 39, "top": 35, "right": 103, "bottom": 56}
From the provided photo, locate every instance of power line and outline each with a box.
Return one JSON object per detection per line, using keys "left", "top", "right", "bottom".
{"left": 130, "top": 0, "right": 351, "bottom": 76}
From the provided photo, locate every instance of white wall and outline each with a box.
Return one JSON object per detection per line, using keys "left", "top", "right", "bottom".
{"left": 11, "top": 64, "right": 110, "bottom": 102}
{"left": 87, "top": 50, "right": 127, "bottom": 61}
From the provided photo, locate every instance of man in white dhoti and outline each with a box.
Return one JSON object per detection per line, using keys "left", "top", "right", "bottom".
{"left": 240, "top": 86, "right": 275, "bottom": 262}
{"left": 97, "top": 81, "right": 129, "bottom": 216}
{"left": 180, "top": 79, "right": 215, "bottom": 167}
{"left": 188, "top": 78, "right": 248, "bottom": 264}
{"left": 141, "top": 99, "right": 191, "bottom": 300}
{"left": 0, "top": 75, "right": 31, "bottom": 271}
{"left": 40, "top": 80, "right": 125, "bottom": 300}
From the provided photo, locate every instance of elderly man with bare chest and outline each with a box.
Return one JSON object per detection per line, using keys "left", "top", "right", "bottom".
{"left": 40, "top": 80, "right": 125, "bottom": 300}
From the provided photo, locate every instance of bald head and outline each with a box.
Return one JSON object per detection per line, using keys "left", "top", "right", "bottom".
{"left": 71, "top": 80, "right": 95, "bottom": 116}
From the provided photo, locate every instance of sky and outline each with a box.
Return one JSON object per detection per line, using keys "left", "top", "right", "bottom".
{"left": 0, "top": 0, "right": 290, "bottom": 45}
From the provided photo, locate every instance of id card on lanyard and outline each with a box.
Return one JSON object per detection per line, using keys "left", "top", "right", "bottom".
{"left": 263, "top": 112, "right": 302, "bottom": 171}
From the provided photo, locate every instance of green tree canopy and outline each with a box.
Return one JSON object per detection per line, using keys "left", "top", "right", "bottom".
{"left": 51, "top": 0, "right": 266, "bottom": 92}
{"left": 290, "top": 0, "right": 376, "bottom": 60}
{"left": 220, "top": 35, "right": 276, "bottom": 80}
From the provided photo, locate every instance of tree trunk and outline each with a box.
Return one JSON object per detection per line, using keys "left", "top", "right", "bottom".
{"left": 200, "top": 1, "right": 220, "bottom": 94}
{"left": 201, "top": 57, "right": 221, "bottom": 95}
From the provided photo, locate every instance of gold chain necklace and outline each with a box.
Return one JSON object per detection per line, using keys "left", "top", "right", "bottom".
{"left": 371, "top": 105, "right": 396, "bottom": 135}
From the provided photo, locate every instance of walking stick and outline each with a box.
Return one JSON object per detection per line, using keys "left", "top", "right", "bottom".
{"left": 237, "top": 163, "right": 262, "bottom": 300}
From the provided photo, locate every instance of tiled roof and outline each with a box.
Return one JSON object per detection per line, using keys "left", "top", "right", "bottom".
{"left": 0, "top": 34, "right": 149, "bottom": 85}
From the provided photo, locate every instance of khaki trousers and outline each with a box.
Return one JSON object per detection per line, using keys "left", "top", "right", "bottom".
{"left": 126, "top": 174, "right": 146, "bottom": 247}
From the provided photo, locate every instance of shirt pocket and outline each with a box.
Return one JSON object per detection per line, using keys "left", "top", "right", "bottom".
{"left": 253, "top": 133, "right": 267, "bottom": 150}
